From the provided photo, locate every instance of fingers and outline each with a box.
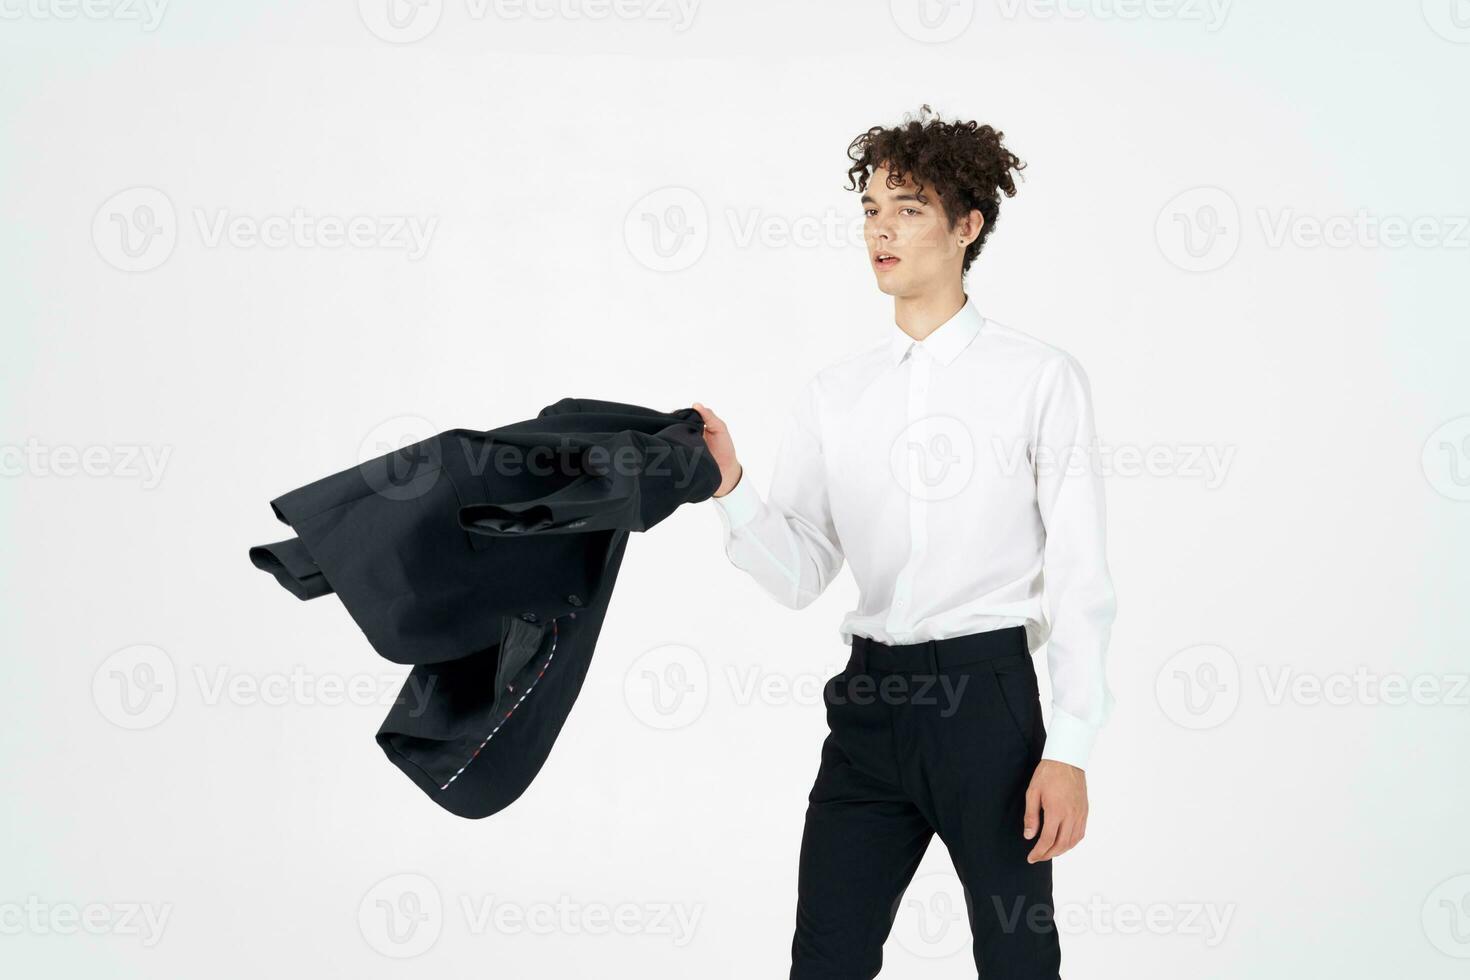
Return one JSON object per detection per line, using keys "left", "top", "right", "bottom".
{"left": 1026, "top": 807, "right": 1059, "bottom": 864}
{"left": 1036, "top": 815, "right": 1075, "bottom": 862}
{"left": 1023, "top": 780, "right": 1041, "bottom": 841}
{"left": 692, "top": 402, "right": 723, "bottom": 433}
{"left": 1030, "top": 807, "right": 1088, "bottom": 863}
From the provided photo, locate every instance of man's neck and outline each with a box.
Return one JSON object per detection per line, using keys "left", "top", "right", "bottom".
{"left": 893, "top": 284, "right": 968, "bottom": 342}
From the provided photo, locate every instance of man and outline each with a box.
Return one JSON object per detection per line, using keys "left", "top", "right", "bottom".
{"left": 694, "top": 105, "right": 1118, "bottom": 979}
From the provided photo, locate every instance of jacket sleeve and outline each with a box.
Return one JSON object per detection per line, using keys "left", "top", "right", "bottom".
{"left": 711, "top": 377, "right": 845, "bottom": 609}
{"left": 459, "top": 416, "right": 720, "bottom": 537}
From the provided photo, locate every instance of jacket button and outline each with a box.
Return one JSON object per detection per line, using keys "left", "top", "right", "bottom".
{"left": 521, "top": 612, "right": 538, "bottom": 623}
{"left": 567, "top": 594, "right": 583, "bottom": 607}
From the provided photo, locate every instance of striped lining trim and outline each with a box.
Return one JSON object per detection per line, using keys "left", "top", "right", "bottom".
{"left": 439, "top": 618, "right": 560, "bottom": 792}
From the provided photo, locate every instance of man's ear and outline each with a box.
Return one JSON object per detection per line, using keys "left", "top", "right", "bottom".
{"left": 966, "top": 209, "right": 985, "bottom": 240}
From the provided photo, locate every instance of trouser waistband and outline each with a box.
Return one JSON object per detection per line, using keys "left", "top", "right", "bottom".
{"left": 848, "top": 626, "right": 1029, "bottom": 674}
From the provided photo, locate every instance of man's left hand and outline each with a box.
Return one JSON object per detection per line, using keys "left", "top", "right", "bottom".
{"left": 1023, "top": 759, "right": 1088, "bottom": 863}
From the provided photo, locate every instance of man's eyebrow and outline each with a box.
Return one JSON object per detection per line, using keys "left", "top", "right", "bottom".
{"left": 860, "top": 192, "right": 926, "bottom": 206}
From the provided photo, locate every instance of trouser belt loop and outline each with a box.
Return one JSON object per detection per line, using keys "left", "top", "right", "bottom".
{"left": 925, "top": 638, "right": 939, "bottom": 676}
{"left": 852, "top": 635, "right": 868, "bottom": 674}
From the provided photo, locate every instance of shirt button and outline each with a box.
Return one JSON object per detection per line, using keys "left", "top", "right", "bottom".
{"left": 566, "top": 594, "right": 583, "bottom": 607}
{"left": 521, "top": 612, "right": 539, "bottom": 623}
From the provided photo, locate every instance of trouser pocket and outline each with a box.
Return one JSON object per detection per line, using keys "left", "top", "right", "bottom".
{"left": 987, "top": 653, "right": 1042, "bottom": 754}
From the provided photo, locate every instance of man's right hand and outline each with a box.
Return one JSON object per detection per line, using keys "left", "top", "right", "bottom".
{"left": 692, "top": 402, "right": 742, "bottom": 497}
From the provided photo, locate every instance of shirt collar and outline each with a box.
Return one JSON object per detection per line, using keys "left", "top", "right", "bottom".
{"left": 887, "top": 297, "right": 985, "bottom": 367}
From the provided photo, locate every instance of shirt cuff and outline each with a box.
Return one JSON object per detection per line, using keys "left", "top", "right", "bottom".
{"left": 1040, "top": 704, "right": 1098, "bottom": 771}
{"left": 712, "top": 471, "right": 760, "bottom": 533}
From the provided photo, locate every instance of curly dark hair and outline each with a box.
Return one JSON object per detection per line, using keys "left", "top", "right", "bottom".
{"left": 845, "top": 105, "right": 1025, "bottom": 277}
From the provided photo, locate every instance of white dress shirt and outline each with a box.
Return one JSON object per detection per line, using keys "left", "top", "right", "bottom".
{"left": 713, "top": 298, "right": 1118, "bottom": 769}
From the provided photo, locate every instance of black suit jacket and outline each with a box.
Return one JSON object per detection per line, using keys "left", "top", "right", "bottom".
{"left": 249, "top": 398, "right": 719, "bottom": 818}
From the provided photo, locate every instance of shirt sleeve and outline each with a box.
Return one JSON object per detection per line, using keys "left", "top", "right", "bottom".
{"left": 1032, "top": 353, "right": 1119, "bottom": 770}
{"left": 712, "top": 378, "right": 845, "bottom": 609}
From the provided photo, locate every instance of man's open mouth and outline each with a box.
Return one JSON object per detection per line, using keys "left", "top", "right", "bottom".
{"left": 874, "top": 253, "right": 900, "bottom": 269}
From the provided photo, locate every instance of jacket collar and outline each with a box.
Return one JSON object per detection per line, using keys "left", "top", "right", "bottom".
{"left": 887, "top": 297, "right": 985, "bottom": 367}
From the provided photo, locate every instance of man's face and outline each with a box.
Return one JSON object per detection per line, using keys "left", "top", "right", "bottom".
{"left": 862, "top": 165, "right": 969, "bottom": 297}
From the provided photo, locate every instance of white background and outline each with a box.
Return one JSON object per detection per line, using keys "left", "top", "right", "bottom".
{"left": 3, "top": 2, "right": 1469, "bottom": 977}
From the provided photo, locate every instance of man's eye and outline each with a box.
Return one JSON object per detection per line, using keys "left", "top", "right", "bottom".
{"left": 902, "top": 208, "right": 920, "bottom": 216}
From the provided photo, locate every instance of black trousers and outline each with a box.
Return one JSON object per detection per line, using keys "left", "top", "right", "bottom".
{"left": 790, "top": 627, "right": 1060, "bottom": 979}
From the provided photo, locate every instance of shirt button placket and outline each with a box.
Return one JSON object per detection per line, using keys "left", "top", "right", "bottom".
{"left": 888, "top": 350, "right": 929, "bottom": 640}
